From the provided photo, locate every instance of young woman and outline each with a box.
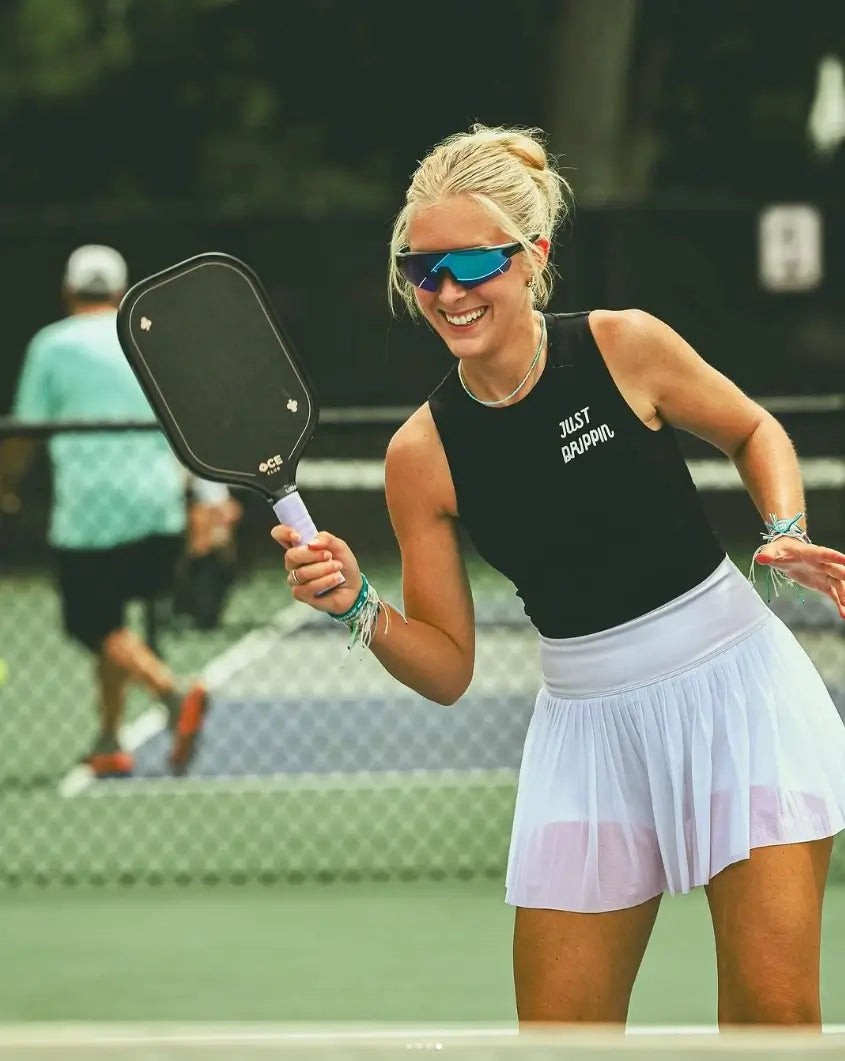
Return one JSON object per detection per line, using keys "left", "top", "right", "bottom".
{"left": 272, "top": 125, "right": 845, "bottom": 1026}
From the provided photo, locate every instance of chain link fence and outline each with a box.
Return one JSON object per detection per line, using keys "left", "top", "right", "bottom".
{"left": 1, "top": 415, "right": 844, "bottom": 888}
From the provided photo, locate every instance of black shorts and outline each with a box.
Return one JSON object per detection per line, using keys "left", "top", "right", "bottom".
{"left": 53, "top": 534, "right": 182, "bottom": 652}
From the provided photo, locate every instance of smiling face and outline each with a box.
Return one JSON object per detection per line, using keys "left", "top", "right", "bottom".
{"left": 406, "top": 196, "right": 543, "bottom": 363}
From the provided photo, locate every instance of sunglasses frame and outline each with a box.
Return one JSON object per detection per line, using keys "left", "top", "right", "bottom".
{"left": 395, "top": 234, "right": 541, "bottom": 292}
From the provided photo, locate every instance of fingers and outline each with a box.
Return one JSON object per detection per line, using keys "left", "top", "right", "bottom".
{"left": 754, "top": 537, "right": 845, "bottom": 619}
{"left": 272, "top": 523, "right": 346, "bottom": 590}
{"left": 782, "top": 540, "right": 845, "bottom": 566}
{"left": 270, "top": 524, "right": 299, "bottom": 550}
{"left": 825, "top": 579, "right": 845, "bottom": 619}
{"left": 816, "top": 546, "right": 845, "bottom": 565}
{"left": 271, "top": 524, "right": 358, "bottom": 611}
{"left": 287, "top": 557, "right": 343, "bottom": 588}
{"left": 285, "top": 544, "right": 334, "bottom": 574}
{"left": 304, "top": 531, "right": 348, "bottom": 555}
{"left": 757, "top": 540, "right": 845, "bottom": 568}
{"left": 270, "top": 526, "right": 348, "bottom": 556}
{"left": 290, "top": 567, "right": 346, "bottom": 600}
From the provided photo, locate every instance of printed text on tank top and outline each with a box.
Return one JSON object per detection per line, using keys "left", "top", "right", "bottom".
{"left": 426, "top": 311, "right": 726, "bottom": 638}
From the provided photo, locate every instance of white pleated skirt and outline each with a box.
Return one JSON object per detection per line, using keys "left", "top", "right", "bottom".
{"left": 505, "top": 557, "right": 845, "bottom": 913}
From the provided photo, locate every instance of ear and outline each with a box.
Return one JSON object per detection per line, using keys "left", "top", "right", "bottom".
{"left": 532, "top": 236, "right": 550, "bottom": 267}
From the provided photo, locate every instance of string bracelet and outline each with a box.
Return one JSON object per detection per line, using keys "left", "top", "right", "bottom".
{"left": 748, "top": 512, "right": 810, "bottom": 603}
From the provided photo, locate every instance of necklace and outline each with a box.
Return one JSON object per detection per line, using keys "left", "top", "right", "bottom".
{"left": 457, "top": 314, "right": 547, "bottom": 408}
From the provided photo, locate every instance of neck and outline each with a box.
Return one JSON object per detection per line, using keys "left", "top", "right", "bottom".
{"left": 458, "top": 312, "right": 546, "bottom": 407}
{"left": 67, "top": 300, "right": 117, "bottom": 316}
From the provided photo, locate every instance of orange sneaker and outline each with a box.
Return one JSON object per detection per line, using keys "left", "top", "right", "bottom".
{"left": 167, "top": 683, "right": 208, "bottom": 775}
{"left": 85, "top": 749, "right": 134, "bottom": 778}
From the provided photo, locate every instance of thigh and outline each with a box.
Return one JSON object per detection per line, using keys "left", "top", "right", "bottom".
{"left": 54, "top": 547, "right": 126, "bottom": 652}
{"left": 513, "top": 894, "right": 662, "bottom": 1025}
{"left": 705, "top": 839, "right": 833, "bottom": 1025}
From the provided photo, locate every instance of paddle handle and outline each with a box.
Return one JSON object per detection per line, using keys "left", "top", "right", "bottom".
{"left": 273, "top": 489, "right": 318, "bottom": 544}
{"left": 272, "top": 489, "right": 344, "bottom": 595}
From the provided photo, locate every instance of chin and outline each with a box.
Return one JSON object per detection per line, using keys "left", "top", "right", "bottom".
{"left": 445, "top": 334, "right": 486, "bottom": 360}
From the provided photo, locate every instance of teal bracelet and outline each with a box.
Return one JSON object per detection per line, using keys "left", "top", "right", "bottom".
{"left": 763, "top": 512, "right": 810, "bottom": 544}
{"left": 748, "top": 512, "right": 809, "bottom": 604}
{"left": 329, "top": 574, "right": 369, "bottom": 623}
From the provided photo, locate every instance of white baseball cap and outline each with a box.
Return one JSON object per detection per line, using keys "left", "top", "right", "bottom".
{"left": 64, "top": 244, "right": 128, "bottom": 297}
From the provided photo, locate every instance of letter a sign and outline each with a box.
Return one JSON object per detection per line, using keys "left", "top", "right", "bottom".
{"left": 758, "top": 204, "right": 823, "bottom": 293}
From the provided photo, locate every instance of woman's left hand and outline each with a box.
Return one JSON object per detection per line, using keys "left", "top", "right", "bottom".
{"left": 755, "top": 537, "right": 845, "bottom": 618}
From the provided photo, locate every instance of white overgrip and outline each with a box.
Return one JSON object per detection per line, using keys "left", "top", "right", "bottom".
{"left": 272, "top": 490, "right": 345, "bottom": 595}
{"left": 272, "top": 490, "right": 318, "bottom": 544}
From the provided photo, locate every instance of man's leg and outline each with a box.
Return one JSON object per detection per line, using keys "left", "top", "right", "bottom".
{"left": 123, "top": 534, "right": 209, "bottom": 774}
{"left": 100, "top": 626, "right": 207, "bottom": 775}
{"left": 86, "top": 648, "right": 134, "bottom": 777}
{"left": 56, "top": 540, "right": 206, "bottom": 776}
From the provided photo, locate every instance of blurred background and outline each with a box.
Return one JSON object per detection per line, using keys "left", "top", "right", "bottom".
{"left": 1, "top": 0, "right": 845, "bottom": 1042}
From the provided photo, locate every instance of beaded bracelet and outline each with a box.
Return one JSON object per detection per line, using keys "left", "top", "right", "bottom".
{"left": 328, "top": 573, "right": 390, "bottom": 651}
{"left": 748, "top": 512, "right": 811, "bottom": 603}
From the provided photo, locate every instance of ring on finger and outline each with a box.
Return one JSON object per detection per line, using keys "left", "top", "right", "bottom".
{"left": 289, "top": 568, "right": 301, "bottom": 586}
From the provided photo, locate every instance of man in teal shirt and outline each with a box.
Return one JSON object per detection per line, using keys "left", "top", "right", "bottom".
{"left": 9, "top": 245, "right": 208, "bottom": 777}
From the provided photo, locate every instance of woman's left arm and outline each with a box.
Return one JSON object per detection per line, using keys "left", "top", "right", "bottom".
{"left": 599, "top": 308, "right": 845, "bottom": 616}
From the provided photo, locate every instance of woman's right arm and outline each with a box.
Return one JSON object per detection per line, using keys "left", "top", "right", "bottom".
{"left": 272, "top": 406, "right": 476, "bottom": 706}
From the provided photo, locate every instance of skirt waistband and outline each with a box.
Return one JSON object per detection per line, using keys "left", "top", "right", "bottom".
{"left": 540, "top": 557, "right": 770, "bottom": 698}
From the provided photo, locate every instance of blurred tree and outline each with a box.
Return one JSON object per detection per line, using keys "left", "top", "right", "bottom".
{"left": 546, "top": 0, "right": 666, "bottom": 201}
{"left": 544, "top": 0, "right": 845, "bottom": 202}
{"left": 0, "top": 0, "right": 132, "bottom": 101}
{"left": 0, "top": 0, "right": 398, "bottom": 214}
{"left": 646, "top": 0, "right": 845, "bottom": 199}
{"left": 0, "top": 0, "right": 842, "bottom": 214}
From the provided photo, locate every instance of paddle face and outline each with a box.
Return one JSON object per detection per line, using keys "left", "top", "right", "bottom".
{"left": 116, "top": 253, "right": 317, "bottom": 503}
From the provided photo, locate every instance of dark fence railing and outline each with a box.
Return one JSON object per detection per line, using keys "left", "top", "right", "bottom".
{"left": 2, "top": 200, "right": 844, "bottom": 418}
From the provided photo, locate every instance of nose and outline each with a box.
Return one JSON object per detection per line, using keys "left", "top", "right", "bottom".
{"left": 435, "top": 270, "right": 468, "bottom": 304}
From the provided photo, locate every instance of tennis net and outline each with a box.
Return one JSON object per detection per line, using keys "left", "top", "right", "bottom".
{"left": 0, "top": 401, "right": 843, "bottom": 889}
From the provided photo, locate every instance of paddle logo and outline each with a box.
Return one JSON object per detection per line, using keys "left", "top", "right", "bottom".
{"left": 259, "top": 454, "right": 283, "bottom": 474}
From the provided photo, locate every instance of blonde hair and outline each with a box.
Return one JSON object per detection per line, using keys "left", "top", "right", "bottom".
{"left": 388, "top": 124, "right": 573, "bottom": 316}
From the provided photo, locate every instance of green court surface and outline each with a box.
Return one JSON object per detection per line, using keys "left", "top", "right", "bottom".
{"left": 2, "top": 881, "right": 845, "bottom": 1025}
{"left": 3, "top": 522, "right": 845, "bottom": 1031}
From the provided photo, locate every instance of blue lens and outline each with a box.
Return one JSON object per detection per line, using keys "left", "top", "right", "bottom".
{"left": 397, "top": 242, "right": 522, "bottom": 292}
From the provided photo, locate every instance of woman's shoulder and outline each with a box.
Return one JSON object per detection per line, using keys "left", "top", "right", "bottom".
{"left": 584, "top": 307, "right": 662, "bottom": 348}
{"left": 386, "top": 403, "right": 442, "bottom": 469}
{"left": 386, "top": 403, "right": 456, "bottom": 509}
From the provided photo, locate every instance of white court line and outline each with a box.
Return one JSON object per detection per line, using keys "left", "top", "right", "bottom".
{"left": 79, "top": 767, "right": 519, "bottom": 799}
{"left": 295, "top": 457, "right": 845, "bottom": 493}
{"left": 689, "top": 456, "right": 845, "bottom": 491}
{"left": 1, "top": 1023, "right": 844, "bottom": 1048}
{"left": 0, "top": 1024, "right": 513, "bottom": 1047}
{"left": 57, "top": 605, "right": 316, "bottom": 800}
{"left": 760, "top": 394, "right": 845, "bottom": 413}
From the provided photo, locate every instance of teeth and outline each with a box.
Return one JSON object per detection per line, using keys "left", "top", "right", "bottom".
{"left": 445, "top": 308, "right": 486, "bottom": 326}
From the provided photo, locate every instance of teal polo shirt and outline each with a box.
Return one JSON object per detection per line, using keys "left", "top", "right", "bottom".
{"left": 13, "top": 309, "right": 186, "bottom": 549}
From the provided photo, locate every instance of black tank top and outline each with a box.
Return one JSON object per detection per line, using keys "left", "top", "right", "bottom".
{"left": 428, "top": 311, "right": 726, "bottom": 638}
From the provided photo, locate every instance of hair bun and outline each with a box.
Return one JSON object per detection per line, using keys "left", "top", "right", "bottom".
{"left": 470, "top": 124, "right": 548, "bottom": 171}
